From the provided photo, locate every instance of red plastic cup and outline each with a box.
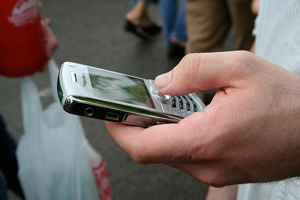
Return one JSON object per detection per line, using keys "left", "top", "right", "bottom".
{"left": 0, "top": 0, "right": 47, "bottom": 77}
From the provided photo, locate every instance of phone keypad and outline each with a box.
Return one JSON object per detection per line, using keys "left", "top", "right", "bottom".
{"left": 169, "top": 94, "right": 199, "bottom": 117}
{"left": 172, "top": 96, "right": 181, "bottom": 116}
{"left": 149, "top": 81, "right": 201, "bottom": 118}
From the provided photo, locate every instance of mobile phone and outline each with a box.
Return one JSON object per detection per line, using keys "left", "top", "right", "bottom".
{"left": 57, "top": 62, "right": 205, "bottom": 127}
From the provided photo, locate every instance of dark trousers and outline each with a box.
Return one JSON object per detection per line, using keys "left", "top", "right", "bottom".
{"left": 0, "top": 113, "right": 24, "bottom": 199}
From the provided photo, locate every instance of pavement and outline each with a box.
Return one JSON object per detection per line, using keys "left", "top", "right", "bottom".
{"left": 0, "top": 0, "right": 234, "bottom": 199}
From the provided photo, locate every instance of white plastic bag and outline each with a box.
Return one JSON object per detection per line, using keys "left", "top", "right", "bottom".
{"left": 17, "top": 60, "right": 108, "bottom": 200}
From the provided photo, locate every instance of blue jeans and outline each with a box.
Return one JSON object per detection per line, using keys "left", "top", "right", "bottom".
{"left": 160, "top": 0, "right": 187, "bottom": 43}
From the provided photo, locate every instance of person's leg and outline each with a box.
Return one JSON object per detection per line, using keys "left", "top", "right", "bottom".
{"left": 126, "top": 0, "right": 161, "bottom": 39}
{"left": 169, "top": 0, "right": 187, "bottom": 57}
{"left": 0, "top": 114, "right": 24, "bottom": 199}
{"left": 0, "top": 170, "right": 7, "bottom": 200}
{"left": 186, "top": 0, "right": 231, "bottom": 53}
{"left": 160, "top": 0, "right": 186, "bottom": 57}
{"left": 160, "top": 0, "right": 178, "bottom": 42}
{"left": 127, "top": 0, "right": 153, "bottom": 27}
{"left": 226, "top": 0, "right": 255, "bottom": 51}
{"left": 170, "top": 0, "right": 187, "bottom": 44}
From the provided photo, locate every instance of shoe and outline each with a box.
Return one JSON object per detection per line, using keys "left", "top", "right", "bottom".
{"left": 141, "top": 23, "right": 161, "bottom": 35}
{"left": 124, "top": 20, "right": 161, "bottom": 40}
{"left": 167, "top": 42, "right": 185, "bottom": 58}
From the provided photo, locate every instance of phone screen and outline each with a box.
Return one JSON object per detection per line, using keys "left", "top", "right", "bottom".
{"left": 88, "top": 67, "right": 155, "bottom": 109}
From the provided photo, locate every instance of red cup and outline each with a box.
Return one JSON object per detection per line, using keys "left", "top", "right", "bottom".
{"left": 0, "top": 0, "right": 47, "bottom": 77}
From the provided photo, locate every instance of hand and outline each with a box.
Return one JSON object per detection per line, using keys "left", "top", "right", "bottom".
{"left": 105, "top": 51, "right": 300, "bottom": 187}
{"left": 39, "top": 18, "right": 58, "bottom": 72}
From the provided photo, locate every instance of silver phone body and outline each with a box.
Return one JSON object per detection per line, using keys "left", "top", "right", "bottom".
{"left": 57, "top": 62, "right": 205, "bottom": 127}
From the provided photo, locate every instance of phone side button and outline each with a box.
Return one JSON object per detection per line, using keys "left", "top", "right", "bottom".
{"left": 125, "top": 114, "right": 153, "bottom": 126}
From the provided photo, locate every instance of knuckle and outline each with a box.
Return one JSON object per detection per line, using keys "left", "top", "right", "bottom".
{"left": 130, "top": 150, "right": 146, "bottom": 165}
{"left": 177, "top": 53, "right": 202, "bottom": 92}
{"left": 227, "top": 51, "right": 258, "bottom": 83}
{"left": 229, "top": 51, "right": 250, "bottom": 66}
{"left": 180, "top": 53, "right": 201, "bottom": 77}
{"left": 233, "top": 51, "right": 257, "bottom": 70}
{"left": 235, "top": 50, "right": 254, "bottom": 62}
{"left": 129, "top": 143, "right": 151, "bottom": 165}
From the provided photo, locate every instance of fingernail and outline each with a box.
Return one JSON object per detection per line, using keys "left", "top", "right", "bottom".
{"left": 155, "top": 71, "right": 171, "bottom": 89}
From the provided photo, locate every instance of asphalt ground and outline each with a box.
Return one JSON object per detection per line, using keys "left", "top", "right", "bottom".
{"left": 0, "top": 0, "right": 234, "bottom": 199}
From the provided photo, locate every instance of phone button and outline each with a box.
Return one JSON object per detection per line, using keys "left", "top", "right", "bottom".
{"left": 172, "top": 108, "right": 181, "bottom": 116}
{"left": 125, "top": 114, "right": 153, "bottom": 126}
{"left": 162, "top": 105, "right": 173, "bottom": 114}
{"left": 152, "top": 91, "right": 170, "bottom": 101}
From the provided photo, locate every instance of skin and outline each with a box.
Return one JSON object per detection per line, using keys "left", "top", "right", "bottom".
{"left": 38, "top": 2, "right": 58, "bottom": 72}
{"left": 205, "top": 185, "right": 238, "bottom": 200}
{"left": 39, "top": 18, "right": 58, "bottom": 72}
{"left": 105, "top": 51, "right": 300, "bottom": 187}
{"left": 251, "top": 0, "right": 260, "bottom": 15}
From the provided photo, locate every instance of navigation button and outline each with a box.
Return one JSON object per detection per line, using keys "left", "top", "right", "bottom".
{"left": 152, "top": 90, "right": 171, "bottom": 101}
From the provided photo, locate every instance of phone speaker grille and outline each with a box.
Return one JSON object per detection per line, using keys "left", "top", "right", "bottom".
{"left": 71, "top": 72, "right": 77, "bottom": 82}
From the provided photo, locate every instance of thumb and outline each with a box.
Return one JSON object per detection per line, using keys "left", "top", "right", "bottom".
{"left": 154, "top": 51, "right": 255, "bottom": 96}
